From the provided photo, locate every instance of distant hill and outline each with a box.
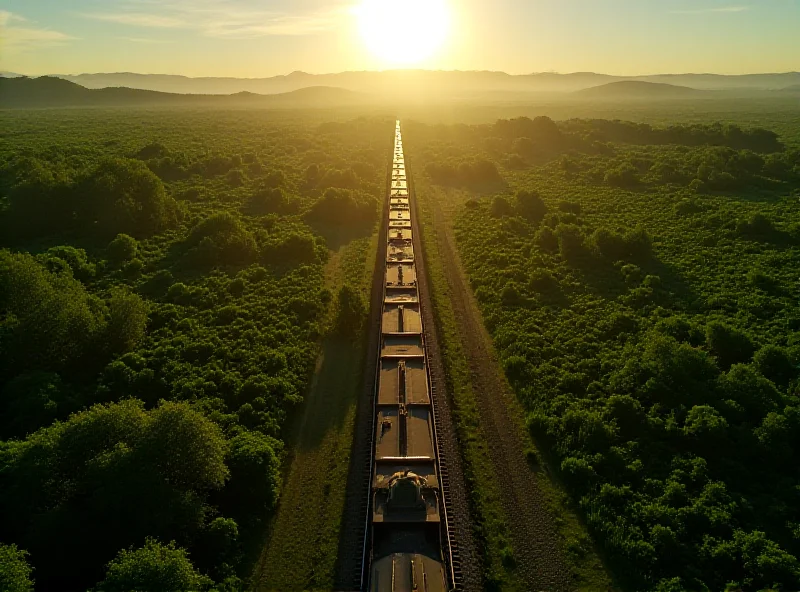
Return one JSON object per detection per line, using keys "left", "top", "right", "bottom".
{"left": 41, "top": 70, "right": 800, "bottom": 96}
{"left": 0, "top": 77, "right": 366, "bottom": 109}
{"left": 575, "top": 80, "right": 704, "bottom": 99}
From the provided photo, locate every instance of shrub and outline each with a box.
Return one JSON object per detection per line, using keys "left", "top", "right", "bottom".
{"left": 554, "top": 224, "right": 585, "bottom": 261}
{"left": 515, "top": 190, "right": 547, "bottom": 222}
{"left": 77, "top": 157, "right": 180, "bottom": 238}
{"left": 705, "top": 322, "right": 754, "bottom": 369}
{"left": 187, "top": 212, "right": 258, "bottom": 267}
{"left": 95, "top": 539, "right": 211, "bottom": 592}
{"left": 0, "top": 543, "right": 34, "bottom": 592}
{"left": 490, "top": 196, "right": 513, "bottom": 218}
{"left": 107, "top": 234, "right": 138, "bottom": 264}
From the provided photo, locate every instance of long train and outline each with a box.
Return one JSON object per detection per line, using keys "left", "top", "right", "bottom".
{"left": 363, "top": 121, "right": 454, "bottom": 591}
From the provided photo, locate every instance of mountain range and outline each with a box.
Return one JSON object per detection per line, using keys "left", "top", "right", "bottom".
{"left": 4, "top": 70, "right": 799, "bottom": 96}
{"left": 2, "top": 71, "right": 799, "bottom": 109}
{"left": 0, "top": 76, "right": 365, "bottom": 109}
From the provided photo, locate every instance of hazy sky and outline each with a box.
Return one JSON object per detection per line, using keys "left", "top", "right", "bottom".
{"left": 1, "top": 0, "right": 799, "bottom": 77}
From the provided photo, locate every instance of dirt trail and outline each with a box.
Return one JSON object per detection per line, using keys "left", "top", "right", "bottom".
{"left": 428, "top": 199, "right": 573, "bottom": 592}
{"left": 411, "top": 176, "right": 483, "bottom": 592}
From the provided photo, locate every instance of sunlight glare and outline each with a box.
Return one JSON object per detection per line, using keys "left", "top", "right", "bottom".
{"left": 355, "top": 0, "right": 450, "bottom": 66}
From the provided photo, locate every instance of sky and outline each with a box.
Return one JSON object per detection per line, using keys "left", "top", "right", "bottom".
{"left": 1, "top": 0, "right": 799, "bottom": 77}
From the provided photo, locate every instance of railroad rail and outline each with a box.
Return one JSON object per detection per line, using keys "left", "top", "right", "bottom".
{"left": 361, "top": 121, "right": 456, "bottom": 592}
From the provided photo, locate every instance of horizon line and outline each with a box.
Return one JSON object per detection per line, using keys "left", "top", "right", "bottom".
{"left": 3, "top": 68, "right": 800, "bottom": 79}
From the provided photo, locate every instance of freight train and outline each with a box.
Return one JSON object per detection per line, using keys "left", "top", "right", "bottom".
{"left": 364, "top": 122, "right": 454, "bottom": 591}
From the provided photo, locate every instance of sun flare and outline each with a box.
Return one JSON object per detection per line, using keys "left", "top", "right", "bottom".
{"left": 355, "top": 0, "right": 450, "bottom": 66}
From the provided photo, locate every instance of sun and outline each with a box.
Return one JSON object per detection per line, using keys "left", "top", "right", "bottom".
{"left": 354, "top": 0, "right": 450, "bottom": 66}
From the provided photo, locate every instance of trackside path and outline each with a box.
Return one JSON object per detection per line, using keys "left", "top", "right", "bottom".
{"left": 418, "top": 188, "right": 575, "bottom": 590}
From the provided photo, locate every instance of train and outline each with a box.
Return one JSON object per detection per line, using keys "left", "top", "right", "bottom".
{"left": 364, "top": 121, "right": 454, "bottom": 591}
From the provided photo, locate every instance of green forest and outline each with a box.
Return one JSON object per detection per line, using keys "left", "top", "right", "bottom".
{"left": 0, "top": 110, "right": 388, "bottom": 591}
{"left": 407, "top": 115, "right": 800, "bottom": 592}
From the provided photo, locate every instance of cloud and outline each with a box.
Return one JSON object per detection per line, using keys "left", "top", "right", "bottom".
{"left": 82, "top": 0, "right": 349, "bottom": 38}
{"left": 670, "top": 6, "right": 750, "bottom": 14}
{"left": 0, "top": 10, "right": 76, "bottom": 52}
{"left": 122, "top": 37, "right": 174, "bottom": 44}
{"left": 84, "top": 13, "right": 185, "bottom": 28}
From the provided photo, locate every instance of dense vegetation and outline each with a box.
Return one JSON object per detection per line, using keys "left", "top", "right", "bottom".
{"left": 407, "top": 115, "right": 800, "bottom": 591}
{"left": 0, "top": 110, "right": 388, "bottom": 590}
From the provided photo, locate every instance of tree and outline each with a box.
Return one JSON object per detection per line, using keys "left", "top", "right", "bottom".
{"left": 0, "top": 250, "right": 104, "bottom": 378}
{"left": 107, "top": 234, "right": 138, "bottom": 264}
{"left": 490, "top": 196, "right": 513, "bottom": 218}
{"left": 246, "top": 187, "right": 295, "bottom": 215}
{"left": 0, "top": 544, "right": 34, "bottom": 592}
{"left": 0, "top": 400, "right": 229, "bottom": 589}
{"left": 95, "top": 539, "right": 211, "bottom": 592}
{"left": 753, "top": 345, "right": 796, "bottom": 387}
{"left": 335, "top": 285, "right": 366, "bottom": 338}
{"left": 515, "top": 190, "right": 547, "bottom": 222}
{"left": 77, "top": 158, "right": 180, "bottom": 238}
{"left": 706, "top": 322, "right": 754, "bottom": 370}
{"left": 224, "top": 431, "right": 282, "bottom": 515}
{"left": 303, "top": 187, "right": 377, "bottom": 232}
{"left": 554, "top": 223, "right": 585, "bottom": 261}
{"left": 187, "top": 212, "right": 258, "bottom": 267}
{"left": 104, "top": 287, "right": 148, "bottom": 355}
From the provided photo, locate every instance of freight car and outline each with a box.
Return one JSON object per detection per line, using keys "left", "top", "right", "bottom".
{"left": 364, "top": 122, "right": 454, "bottom": 591}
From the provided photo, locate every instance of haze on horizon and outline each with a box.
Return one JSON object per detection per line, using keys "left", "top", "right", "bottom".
{"left": 1, "top": 0, "right": 799, "bottom": 78}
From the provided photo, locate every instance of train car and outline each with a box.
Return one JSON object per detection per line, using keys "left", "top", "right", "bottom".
{"left": 366, "top": 121, "right": 453, "bottom": 592}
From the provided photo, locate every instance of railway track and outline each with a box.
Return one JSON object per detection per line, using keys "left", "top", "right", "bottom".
{"left": 338, "top": 121, "right": 480, "bottom": 592}
{"left": 425, "top": 196, "right": 573, "bottom": 591}
{"left": 408, "top": 150, "right": 482, "bottom": 592}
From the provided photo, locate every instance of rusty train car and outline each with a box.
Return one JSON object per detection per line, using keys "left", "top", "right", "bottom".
{"left": 365, "top": 122, "right": 454, "bottom": 591}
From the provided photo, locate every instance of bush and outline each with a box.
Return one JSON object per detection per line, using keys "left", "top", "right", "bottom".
{"left": 705, "top": 322, "right": 754, "bottom": 369}
{"left": 0, "top": 250, "right": 105, "bottom": 377}
{"left": 605, "top": 163, "right": 640, "bottom": 187}
{"left": 753, "top": 345, "right": 796, "bottom": 387}
{"left": 490, "top": 196, "right": 514, "bottom": 218}
{"left": 77, "top": 157, "right": 180, "bottom": 238}
{"left": 246, "top": 187, "right": 296, "bottom": 215}
{"left": 224, "top": 431, "right": 282, "bottom": 514}
{"left": 554, "top": 224, "right": 585, "bottom": 261}
{"left": 0, "top": 544, "right": 34, "bottom": 592}
{"left": 95, "top": 539, "right": 211, "bottom": 592}
{"left": 187, "top": 212, "right": 258, "bottom": 267}
{"left": 107, "top": 234, "right": 138, "bottom": 264}
{"left": 335, "top": 285, "right": 366, "bottom": 338}
{"left": 515, "top": 190, "right": 547, "bottom": 222}
{"left": 303, "top": 187, "right": 377, "bottom": 233}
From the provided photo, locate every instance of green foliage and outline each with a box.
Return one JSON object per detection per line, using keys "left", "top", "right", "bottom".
{"left": 77, "top": 158, "right": 181, "bottom": 238}
{"left": 0, "top": 543, "right": 34, "bottom": 592}
{"left": 706, "top": 322, "right": 755, "bottom": 369}
{"left": 0, "top": 111, "right": 389, "bottom": 590}
{"left": 246, "top": 187, "right": 296, "bottom": 215}
{"left": 224, "top": 431, "right": 282, "bottom": 515}
{"left": 0, "top": 400, "right": 228, "bottom": 588}
{"left": 107, "top": 234, "right": 138, "bottom": 264}
{"left": 515, "top": 189, "right": 548, "bottom": 222}
{"left": 554, "top": 223, "right": 585, "bottom": 261}
{"left": 335, "top": 284, "right": 367, "bottom": 338}
{"left": 104, "top": 287, "right": 148, "bottom": 355}
{"left": 303, "top": 187, "right": 378, "bottom": 234}
{"left": 422, "top": 111, "right": 800, "bottom": 591}
{"left": 426, "top": 158, "right": 503, "bottom": 188}
{"left": 0, "top": 250, "right": 104, "bottom": 377}
{"left": 95, "top": 538, "right": 212, "bottom": 592}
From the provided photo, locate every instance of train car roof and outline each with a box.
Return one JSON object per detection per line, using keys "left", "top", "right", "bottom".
{"left": 370, "top": 554, "right": 448, "bottom": 592}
